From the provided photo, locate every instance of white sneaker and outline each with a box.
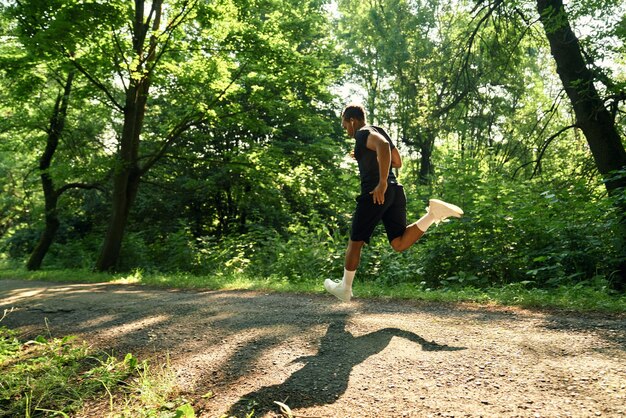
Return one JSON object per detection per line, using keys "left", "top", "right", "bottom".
{"left": 324, "top": 279, "right": 352, "bottom": 302}
{"left": 428, "top": 199, "right": 463, "bottom": 223}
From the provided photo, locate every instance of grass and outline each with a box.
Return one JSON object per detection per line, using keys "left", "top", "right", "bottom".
{"left": 1, "top": 265, "right": 625, "bottom": 313}
{"left": 0, "top": 325, "right": 195, "bottom": 418}
{"left": 352, "top": 281, "right": 626, "bottom": 313}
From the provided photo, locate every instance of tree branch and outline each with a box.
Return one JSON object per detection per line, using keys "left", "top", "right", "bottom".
{"left": 67, "top": 53, "right": 125, "bottom": 111}
{"left": 462, "top": 0, "right": 503, "bottom": 81}
{"left": 133, "top": 0, "right": 151, "bottom": 53}
{"left": 56, "top": 182, "right": 105, "bottom": 197}
{"left": 606, "top": 92, "right": 626, "bottom": 122}
{"left": 111, "top": 29, "right": 130, "bottom": 92}
{"left": 531, "top": 124, "right": 578, "bottom": 178}
{"left": 138, "top": 116, "right": 197, "bottom": 176}
{"left": 138, "top": 104, "right": 252, "bottom": 178}
{"left": 146, "top": 0, "right": 198, "bottom": 75}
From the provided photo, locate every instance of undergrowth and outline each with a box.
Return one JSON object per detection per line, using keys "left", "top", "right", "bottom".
{"left": 0, "top": 319, "right": 194, "bottom": 418}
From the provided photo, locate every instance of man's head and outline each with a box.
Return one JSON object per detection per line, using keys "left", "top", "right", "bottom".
{"left": 341, "top": 103, "right": 366, "bottom": 138}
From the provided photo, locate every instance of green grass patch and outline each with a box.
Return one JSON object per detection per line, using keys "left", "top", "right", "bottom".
{"left": 352, "top": 280, "right": 626, "bottom": 312}
{"left": 1, "top": 266, "right": 624, "bottom": 313}
{"left": 0, "top": 325, "right": 195, "bottom": 418}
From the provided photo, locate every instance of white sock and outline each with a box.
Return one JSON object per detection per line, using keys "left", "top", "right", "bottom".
{"left": 341, "top": 268, "right": 356, "bottom": 288}
{"left": 416, "top": 212, "right": 435, "bottom": 232}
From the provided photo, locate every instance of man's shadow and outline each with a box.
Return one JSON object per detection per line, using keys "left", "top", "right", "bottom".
{"left": 225, "top": 315, "right": 465, "bottom": 417}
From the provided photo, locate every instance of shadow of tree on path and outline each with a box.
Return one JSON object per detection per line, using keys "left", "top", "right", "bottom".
{"left": 225, "top": 314, "right": 466, "bottom": 417}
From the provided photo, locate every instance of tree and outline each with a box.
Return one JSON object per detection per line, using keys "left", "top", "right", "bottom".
{"left": 1, "top": 4, "right": 112, "bottom": 269}
{"left": 11, "top": 0, "right": 249, "bottom": 270}
{"left": 22, "top": 68, "right": 106, "bottom": 270}
{"left": 470, "top": 0, "right": 626, "bottom": 287}
{"left": 26, "top": 70, "right": 74, "bottom": 270}
{"left": 536, "top": 0, "right": 626, "bottom": 288}
{"left": 536, "top": 0, "right": 626, "bottom": 195}
{"left": 94, "top": 0, "right": 190, "bottom": 271}
{"left": 131, "top": 0, "right": 346, "bottom": 241}
{"left": 337, "top": 0, "right": 479, "bottom": 183}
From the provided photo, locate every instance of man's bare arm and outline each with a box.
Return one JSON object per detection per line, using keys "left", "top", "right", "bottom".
{"left": 391, "top": 148, "right": 402, "bottom": 168}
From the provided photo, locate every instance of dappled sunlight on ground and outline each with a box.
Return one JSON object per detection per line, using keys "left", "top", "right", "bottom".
{"left": 1, "top": 279, "right": 624, "bottom": 417}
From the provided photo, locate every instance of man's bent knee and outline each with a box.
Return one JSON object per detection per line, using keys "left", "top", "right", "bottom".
{"left": 390, "top": 238, "right": 406, "bottom": 252}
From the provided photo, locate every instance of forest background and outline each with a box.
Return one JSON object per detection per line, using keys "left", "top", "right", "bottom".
{"left": 1, "top": 0, "right": 625, "bottom": 295}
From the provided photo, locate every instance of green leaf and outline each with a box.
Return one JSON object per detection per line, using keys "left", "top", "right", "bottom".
{"left": 34, "top": 335, "right": 48, "bottom": 344}
{"left": 173, "top": 403, "right": 196, "bottom": 418}
{"left": 124, "top": 353, "right": 138, "bottom": 369}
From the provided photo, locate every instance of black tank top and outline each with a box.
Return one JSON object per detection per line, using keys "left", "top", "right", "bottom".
{"left": 354, "top": 125, "right": 398, "bottom": 194}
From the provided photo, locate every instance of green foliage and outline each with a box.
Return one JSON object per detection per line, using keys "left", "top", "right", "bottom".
{"left": 0, "top": 325, "right": 194, "bottom": 417}
{"left": 1, "top": 0, "right": 624, "bottom": 294}
{"left": 8, "top": 0, "right": 128, "bottom": 59}
{"left": 416, "top": 155, "right": 623, "bottom": 288}
{"left": 0, "top": 326, "right": 20, "bottom": 364}
{"left": 6, "top": 148, "right": 620, "bottom": 292}
{"left": 1, "top": 0, "right": 345, "bottom": 272}
{"left": 0, "top": 328, "right": 129, "bottom": 417}
{"left": 189, "top": 219, "right": 346, "bottom": 282}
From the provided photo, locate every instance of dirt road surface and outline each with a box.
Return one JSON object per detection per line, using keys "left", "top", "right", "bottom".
{"left": 1, "top": 279, "right": 625, "bottom": 418}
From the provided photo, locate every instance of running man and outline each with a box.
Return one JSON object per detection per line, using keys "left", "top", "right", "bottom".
{"left": 324, "top": 104, "right": 463, "bottom": 302}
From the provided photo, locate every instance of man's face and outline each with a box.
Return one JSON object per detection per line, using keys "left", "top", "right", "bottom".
{"left": 341, "top": 117, "right": 356, "bottom": 138}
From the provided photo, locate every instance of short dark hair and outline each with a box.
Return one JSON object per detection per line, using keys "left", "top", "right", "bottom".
{"left": 341, "top": 104, "right": 366, "bottom": 122}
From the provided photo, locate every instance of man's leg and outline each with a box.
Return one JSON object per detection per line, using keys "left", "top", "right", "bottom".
{"left": 325, "top": 188, "right": 392, "bottom": 302}
{"left": 324, "top": 239, "right": 365, "bottom": 302}
{"left": 390, "top": 224, "right": 424, "bottom": 252}
{"left": 390, "top": 199, "right": 463, "bottom": 253}
{"left": 345, "top": 239, "right": 365, "bottom": 271}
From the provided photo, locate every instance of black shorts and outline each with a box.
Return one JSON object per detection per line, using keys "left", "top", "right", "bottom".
{"left": 350, "top": 183, "right": 407, "bottom": 244}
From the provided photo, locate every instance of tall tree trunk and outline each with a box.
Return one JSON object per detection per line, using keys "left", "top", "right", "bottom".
{"left": 418, "top": 132, "right": 434, "bottom": 185}
{"left": 418, "top": 144, "right": 432, "bottom": 185}
{"left": 537, "top": 0, "right": 626, "bottom": 289}
{"left": 95, "top": 0, "right": 162, "bottom": 271}
{"left": 27, "top": 71, "right": 75, "bottom": 270}
{"left": 536, "top": 0, "right": 626, "bottom": 192}
{"left": 95, "top": 83, "right": 148, "bottom": 271}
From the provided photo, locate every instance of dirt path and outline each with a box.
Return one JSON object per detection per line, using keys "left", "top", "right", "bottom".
{"left": 1, "top": 279, "right": 625, "bottom": 418}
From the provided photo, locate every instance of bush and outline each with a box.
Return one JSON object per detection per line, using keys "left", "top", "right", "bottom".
{"left": 1, "top": 152, "right": 620, "bottom": 291}
{"left": 194, "top": 220, "right": 346, "bottom": 282}
{"left": 406, "top": 155, "right": 622, "bottom": 288}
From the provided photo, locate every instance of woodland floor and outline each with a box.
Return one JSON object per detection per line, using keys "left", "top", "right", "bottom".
{"left": 1, "top": 279, "right": 625, "bottom": 418}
